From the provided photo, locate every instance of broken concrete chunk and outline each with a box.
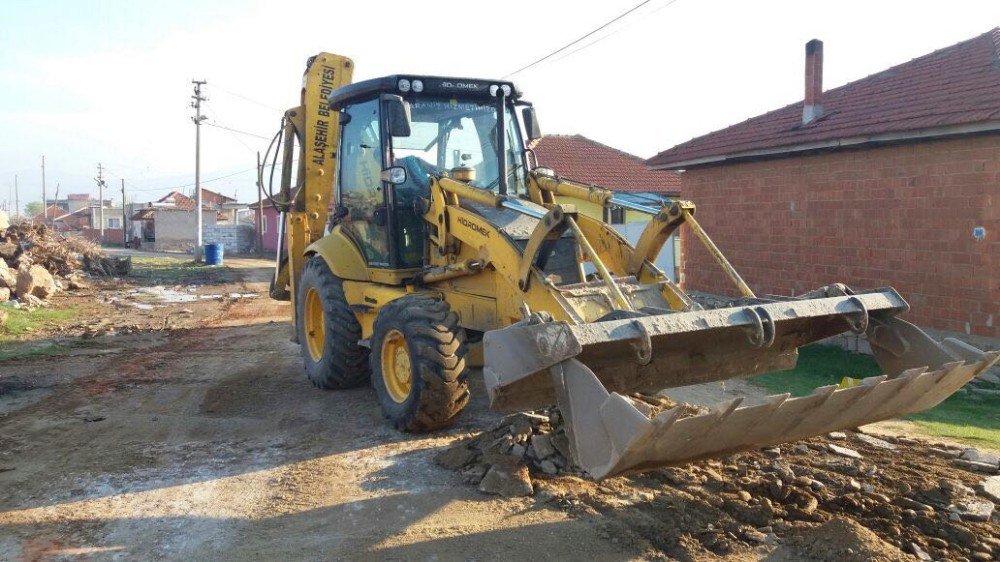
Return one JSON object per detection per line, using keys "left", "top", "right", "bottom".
{"left": 0, "top": 287, "right": 9, "bottom": 302}
{"left": 853, "top": 433, "right": 896, "bottom": 450}
{"left": 949, "top": 498, "right": 994, "bottom": 522}
{"left": 827, "top": 431, "right": 847, "bottom": 440}
{"left": 0, "top": 260, "right": 15, "bottom": 289}
{"left": 530, "top": 434, "right": 555, "bottom": 459}
{"left": 540, "top": 460, "right": 558, "bottom": 475}
{"left": 478, "top": 464, "right": 533, "bottom": 497}
{"left": 435, "top": 444, "right": 477, "bottom": 470}
{"left": 980, "top": 475, "right": 1000, "bottom": 503}
{"left": 16, "top": 264, "right": 56, "bottom": 300}
{"left": 953, "top": 458, "right": 999, "bottom": 474}
{"left": 827, "top": 443, "right": 862, "bottom": 459}
{"left": 960, "top": 448, "right": 1000, "bottom": 467}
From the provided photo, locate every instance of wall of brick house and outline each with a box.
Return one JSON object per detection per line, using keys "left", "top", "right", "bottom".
{"left": 153, "top": 209, "right": 217, "bottom": 253}
{"left": 679, "top": 134, "right": 998, "bottom": 338}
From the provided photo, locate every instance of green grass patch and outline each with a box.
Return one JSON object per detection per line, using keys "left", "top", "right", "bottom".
{"left": 1, "top": 306, "right": 78, "bottom": 339}
{"left": 130, "top": 256, "right": 235, "bottom": 285}
{"left": 0, "top": 343, "right": 71, "bottom": 362}
{"left": 753, "top": 344, "right": 1000, "bottom": 449}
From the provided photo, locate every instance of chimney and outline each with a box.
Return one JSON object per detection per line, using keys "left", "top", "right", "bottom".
{"left": 803, "top": 39, "right": 823, "bottom": 124}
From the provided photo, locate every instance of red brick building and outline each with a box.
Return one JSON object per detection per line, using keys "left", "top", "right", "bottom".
{"left": 648, "top": 29, "right": 999, "bottom": 338}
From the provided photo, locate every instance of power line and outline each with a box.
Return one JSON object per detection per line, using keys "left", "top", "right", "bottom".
{"left": 546, "top": 0, "right": 681, "bottom": 66}
{"left": 503, "top": 0, "right": 653, "bottom": 78}
{"left": 210, "top": 83, "right": 284, "bottom": 113}
{"left": 126, "top": 167, "right": 258, "bottom": 194}
{"left": 204, "top": 121, "right": 272, "bottom": 141}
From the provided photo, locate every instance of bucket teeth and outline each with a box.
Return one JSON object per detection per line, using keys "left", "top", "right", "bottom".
{"left": 556, "top": 351, "right": 997, "bottom": 480}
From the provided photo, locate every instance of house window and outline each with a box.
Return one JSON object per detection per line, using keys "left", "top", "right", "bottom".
{"left": 261, "top": 214, "right": 267, "bottom": 234}
{"left": 107, "top": 218, "right": 121, "bottom": 229}
{"left": 609, "top": 206, "right": 625, "bottom": 225}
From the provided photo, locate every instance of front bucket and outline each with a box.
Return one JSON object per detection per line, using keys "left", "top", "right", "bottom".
{"left": 485, "top": 288, "right": 911, "bottom": 412}
{"left": 553, "top": 342, "right": 997, "bottom": 479}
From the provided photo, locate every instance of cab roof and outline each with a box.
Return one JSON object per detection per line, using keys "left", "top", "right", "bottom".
{"left": 328, "top": 75, "right": 521, "bottom": 110}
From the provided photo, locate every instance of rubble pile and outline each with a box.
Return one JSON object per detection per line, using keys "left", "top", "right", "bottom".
{"left": 438, "top": 404, "right": 999, "bottom": 560}
{"left": 436, "top": 393, "right": 705, "bottom": 495}
{"left": 0, "top": 221, "right": 129, "bottom": 307}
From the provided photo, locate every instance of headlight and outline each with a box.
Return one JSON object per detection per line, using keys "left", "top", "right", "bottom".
{"left": 411, "top": 79, "right": 424, "bottom": 93}
{"left": 500, "top": 84, "right": 512, "bottom": 96}
{"left": 398, "top": 78, "right": 411, "bottom": 93}
{"left": 489, "top": 85, "right": 499, "bottom": 97}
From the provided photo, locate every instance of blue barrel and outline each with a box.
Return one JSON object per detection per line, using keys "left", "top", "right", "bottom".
{"left": 204, "top": 243, "right": 224, "bottom": 266}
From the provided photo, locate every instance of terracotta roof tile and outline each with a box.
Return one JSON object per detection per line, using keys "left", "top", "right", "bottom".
{"left": 648, "top": 28, "right": 1000, "bottom": 169}
{"left": 532, "top": 135, "right": 680, "bottom": 194}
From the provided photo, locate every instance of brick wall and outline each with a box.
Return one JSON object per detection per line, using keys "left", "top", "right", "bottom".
{"left": 679, "top": 134, "right": 998, "bottom": 338}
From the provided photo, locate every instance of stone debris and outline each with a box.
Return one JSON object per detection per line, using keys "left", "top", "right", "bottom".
{"left": 960, "top": 448, "right": 1000, "bottom": 467}
{"left": 0, "top": 220, "right": 127, "bottom": 306}
{"left": 953, "top": 458, "right": 1000, "bottom": 474}
{"left": 827, "top": 443, "right": 863, "bottom": 459}
{"left": 980, "top": 475, "right": 1000, "bottom": 503}
{"left": 438, "top": 415, "right": 1000, "bottom": 560}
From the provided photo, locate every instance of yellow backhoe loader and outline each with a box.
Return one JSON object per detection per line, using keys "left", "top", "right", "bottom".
{"left": 265, "top": 53, "right": 998, "bottom": 479}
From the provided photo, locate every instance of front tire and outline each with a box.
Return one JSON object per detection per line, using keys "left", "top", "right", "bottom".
{"left": 371, "top": 295, "right": 470, "bottom": 431}
{"left": 296, "top": 255, "right": 370, "bottom": 389}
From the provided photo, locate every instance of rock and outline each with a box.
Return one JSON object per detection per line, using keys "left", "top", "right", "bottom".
{"left": 960, "top": 448, "right": 1000, "bottom": 467}
{"left": 509, "top": 443, "right": 526, "bottom": 458}
{"left": 939, "top": 478, "right": 975, "bottom": 499}
{"left": 0, "top": 287, "right": 9, "bottom": 302}
{"left": 908, "top": 542, "right": 932, "bottom": 561}
{"left": 530, "top": 434, "right": 555, "bottom": 459}
{"left": 479, "top": 464, "right": 533, "bottom": 497}
{"left": 793, "top": 444, "right": 811, "bottom": 454}
{"left": 828, "top": 431, "right": 847, "bottom": 440}
{"left": 853, "top": 433, "right": 896, "bottom": 450}
{"left": 16, "top": 264, "right": 56, "bottom": 300}
{"left": 827, "top": 443, "right": 862, "bottom": 459}
{"left": 67, "top": 274, "right": 89, "bottom": 290}
{"left": 539, "top": 460, "right": 558, "bottom": 475}
{"left": 0, "top": 210, "right": 8, "bottom": 229}
{"left": 953, "top": 458, "right": 999, "bottom": 474}
{"left": 737, "top": 490, "right": 752, "bottom": 502}
{"left": 847, "top": 478, "right": 862, "bottom": 492}
{"left": 0, "top": 260, "right": 15, "bottom": 289}
{"left": 896, "top": 497, "right": 934, "bottom": 513}
{"left": 929, "top": 447, "right": 963, "bottom": 458}
{"left": 461, "top": 464, "right": 488, "bottom": 484}
{"left": 981, "top": 475, "right": 1000, "bottom": 503}
{"left": 770, "top": 460, "right": 795, "bottom": 481}
{"left": 950, "top": 498, "right": 994, "bottom": 522}
{"left": 742, "top": 529, "right": 767, "bottom": 543}
{"left": 763, "top": 447, "right": 781, "bottom": 458}
{"left": 551, "top": 432, "right": 572, "bottom": 459}
{"left": 435, "top": 445, "right": 477, "bottom": 470}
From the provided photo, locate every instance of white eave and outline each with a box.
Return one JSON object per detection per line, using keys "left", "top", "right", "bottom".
{"left": 649, "top": 120, "right": 1000, "bottom": 171}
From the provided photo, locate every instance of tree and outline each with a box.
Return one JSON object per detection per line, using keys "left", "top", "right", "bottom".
{"left": 24, "top": 201, "right": 44, "bottom": 218}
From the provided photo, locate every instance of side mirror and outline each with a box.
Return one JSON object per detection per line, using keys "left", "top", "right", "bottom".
{"left": 381, "top": 94, "right": 412, "bottom": 137}
{"left": 522, "top": 107, "right": 542, "bottom": 141}
{"left": 380, "top": 166, "right": 407, "bottom": 185}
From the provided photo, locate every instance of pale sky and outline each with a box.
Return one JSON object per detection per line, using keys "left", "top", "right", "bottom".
{"left": 2, "top": 0, "right": 997, "bottom": 209}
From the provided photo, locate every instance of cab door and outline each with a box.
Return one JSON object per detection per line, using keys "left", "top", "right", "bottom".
{"left": 338, "top": 98, "right": 390, "bottom": 267}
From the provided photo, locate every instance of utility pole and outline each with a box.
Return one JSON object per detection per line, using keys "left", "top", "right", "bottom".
{"left": 191, "top": 79, "right": 207, "bottom": 260}
{"left": 121, "top": 178, "right": 128, "bottom": 247}
{"left": 41, "top": 155, "right": 46, "bottom": 225}
{"left": 95, "top": 163, "right": 106, "bottom": 240}
{"left": 257, "top": 151, "right": 264, "bottom": 256}
{"left": 14, "top": 175, "right": 19, "bottom": 218}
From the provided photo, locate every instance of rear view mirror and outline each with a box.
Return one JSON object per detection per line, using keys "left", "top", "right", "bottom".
{"left": 381, "top": 166, "right": 407, "bottom": 185}
{"left": 382, "top": 94, "right": 412, "bottom": 137}
{"left": 522, "top": 107, "right": 541, "bottom": 141}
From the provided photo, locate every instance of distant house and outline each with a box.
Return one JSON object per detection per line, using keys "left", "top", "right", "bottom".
{"left": 647, "top": 29, "right": 999, "bottom": 338}
{"left": 253, "top": 199, "right": 281, "bottom": 254}
{"left": 532, "top": 134, "right": 683, "bottom": 279}
{"left": 132, "top": 188, "right": 253, "bottom": 253}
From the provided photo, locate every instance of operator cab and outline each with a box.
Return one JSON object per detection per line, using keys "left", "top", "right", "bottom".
{"left": 327, "top": 75, "right": 541, "bottom": 270}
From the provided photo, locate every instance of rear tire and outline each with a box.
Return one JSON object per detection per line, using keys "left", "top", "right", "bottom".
{"left": 371, "top": 295, "right": 470, "bottom": 432}
{"left": 296, "top": 255, "right": 370, "bottom": 389}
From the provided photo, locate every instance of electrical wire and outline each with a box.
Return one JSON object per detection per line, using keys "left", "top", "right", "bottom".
{"left": 204, "top": 122, "right": 272, "bottom": 141}
{"left": 503, "top": 0, "right": 653, "bottom": 78}
{"left": 546, "top": 0, "right": 681, "bottom": 67}
{"left": 210, "top": 83, "right": 285, "bottom": 113}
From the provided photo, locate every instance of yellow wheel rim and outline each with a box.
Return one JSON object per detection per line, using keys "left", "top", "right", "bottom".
{"left": 381, "top": 329, "right": 412, "bottom": 403}
{"left": 304, "top": 287, "right": 325, "bottom": 361}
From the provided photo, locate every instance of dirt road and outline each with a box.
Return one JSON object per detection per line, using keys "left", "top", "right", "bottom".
{"left": 0, "top": 260, "right": 628, "bottom": 560}
{"left": 1, "top": 258, "right": 997, "bottom": 560}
